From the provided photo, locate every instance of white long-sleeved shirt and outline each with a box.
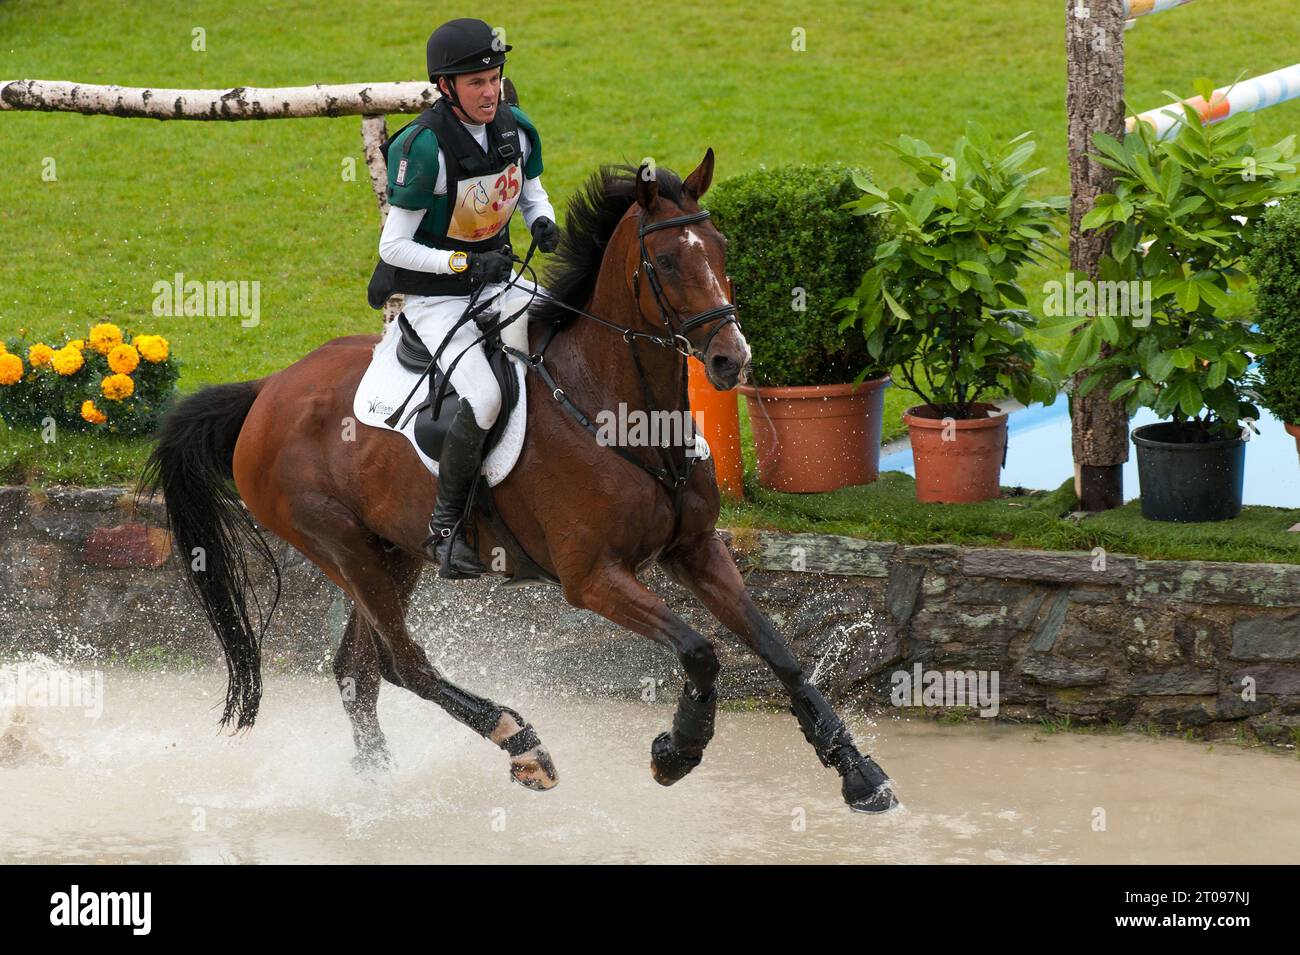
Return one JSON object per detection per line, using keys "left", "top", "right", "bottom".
{"left": 378, "top": 117, "right": 556, "bottom": 274}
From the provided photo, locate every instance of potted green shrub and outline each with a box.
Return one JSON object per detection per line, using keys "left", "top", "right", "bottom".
{"left": 1247, "top": 195, "right": 1300, "bottom": 464}
{"left": 706, "top": 163, "right": 890, "bottom": 493}
{"left": 836, "top": 123, "right": 1063, "bottom": 503}
{"left": 1070, "top": 90, "right": 1300, "bottom": 521}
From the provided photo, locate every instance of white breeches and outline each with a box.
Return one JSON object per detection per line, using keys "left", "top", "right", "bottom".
{"left": 403, "top": 278, "right": 538, "bottom": 430}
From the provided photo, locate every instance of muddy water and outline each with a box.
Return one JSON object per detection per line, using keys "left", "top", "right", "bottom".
{"left": 1, "top": 664, "right": 1297, "bottom": 864}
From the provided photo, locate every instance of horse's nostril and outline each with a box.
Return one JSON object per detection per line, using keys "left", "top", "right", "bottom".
{"left": 711, "top": 355, "right": 737, "bottom": 375}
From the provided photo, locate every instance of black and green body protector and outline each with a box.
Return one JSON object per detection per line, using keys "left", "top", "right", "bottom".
{"left": 367, "top": 98, "right": 543, "bottom": 307}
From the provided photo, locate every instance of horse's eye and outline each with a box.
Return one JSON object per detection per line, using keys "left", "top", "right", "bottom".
{"left": 656, "top": 254, "right": 675, "bottom": 271}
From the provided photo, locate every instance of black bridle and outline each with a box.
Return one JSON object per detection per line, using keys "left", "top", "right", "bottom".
{"left": 633, "top": 208, "right": 741, "bottom": 356}
{"left": 500, "top": 206, "right": 741, "bottom": 536}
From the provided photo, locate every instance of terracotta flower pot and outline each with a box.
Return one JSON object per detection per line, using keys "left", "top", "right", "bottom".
{"left": 738, "top": 377, "right": 890, "bottom": 493}
{"left": 1287, "top": 421, "right": 1300, "bottom": 463}
{"left": 903, "top": 403, "right": 1007, "bottom": 503}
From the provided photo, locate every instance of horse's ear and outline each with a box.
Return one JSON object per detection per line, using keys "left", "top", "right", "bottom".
{"left": 635, "top": 162, "right": 660, "bottom": 210}
{"left": 683, "top": 148, "right": 715, "bottom": 200}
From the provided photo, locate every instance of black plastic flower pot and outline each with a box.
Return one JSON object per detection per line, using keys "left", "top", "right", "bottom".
{"left": 1131, "top": 422, "right": 1245, "bottom": 523}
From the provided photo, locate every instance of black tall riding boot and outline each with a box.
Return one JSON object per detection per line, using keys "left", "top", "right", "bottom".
{"left": 424, "top": 397, "right": 490, "bottom": 579}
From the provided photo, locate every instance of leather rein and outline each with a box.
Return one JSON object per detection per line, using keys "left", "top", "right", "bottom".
{"left": 499, "top": 206, "right": 740, "bottom": 530}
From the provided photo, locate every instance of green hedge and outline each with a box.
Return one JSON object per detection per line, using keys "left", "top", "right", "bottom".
{"left": 1248, "top": 196, "right": 1300, "bottom": 423}
{"left": 706, "top": 164, "right": 885, "bottom": 386}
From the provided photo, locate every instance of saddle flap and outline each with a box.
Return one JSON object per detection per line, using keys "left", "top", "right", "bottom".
{"left": 408, "top": 318, "right": 519, "bottom": 463}
{"left": 395, "top": 312, "right": 433, "bottom": 370}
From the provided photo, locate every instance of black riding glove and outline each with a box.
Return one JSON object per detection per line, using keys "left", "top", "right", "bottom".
{"left": 467, "top": 249, "right": 514, "bottom": 286}
{"left": 531, "top": 216, "right": 561, "bottom": 253}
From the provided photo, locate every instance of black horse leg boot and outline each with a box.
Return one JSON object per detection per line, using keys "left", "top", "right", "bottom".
{"left": 424, "top": 397, "right": 490, "bottom": 579}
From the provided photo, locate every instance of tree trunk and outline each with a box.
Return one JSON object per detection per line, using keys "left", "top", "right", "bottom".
{"left": 1067, "top": 0, "right": 1129, "bottom": 510}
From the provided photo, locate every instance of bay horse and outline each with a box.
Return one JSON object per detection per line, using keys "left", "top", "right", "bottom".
{"left": 139, "top": 150, "right": 898, "bottom": 813}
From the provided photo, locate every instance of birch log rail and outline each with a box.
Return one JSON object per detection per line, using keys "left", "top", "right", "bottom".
{"left": 0, "top": 78, "right": 444, "bottom": 324}
{"left": 0, "top": 79, "right": 436, "bottom": 119}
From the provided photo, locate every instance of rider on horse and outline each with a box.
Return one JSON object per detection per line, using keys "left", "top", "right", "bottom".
{"left": 376, "top": 17, "right": 560, "bottom": 579}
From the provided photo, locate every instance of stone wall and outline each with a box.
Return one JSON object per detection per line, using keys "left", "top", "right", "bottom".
{"left": 2, "top": 485, "right": 1298, "bottom": 742}
{"left": 726, "top": 531, "right": 1300, "bottom": 742}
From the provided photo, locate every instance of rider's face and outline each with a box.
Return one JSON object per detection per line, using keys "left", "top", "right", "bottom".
{"left": 446, "top": 68, "right": 501, "bottom": 124}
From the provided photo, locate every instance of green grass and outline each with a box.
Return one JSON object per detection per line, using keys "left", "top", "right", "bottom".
{"left": 3, "top": 0, "right": 1300, "bottom": 556}
{"left": 0, "top": 420, "right": 152, "bottom": 486}
{"left": 720, "top": 470, "right": 1300, "bottom": 564}
{"left": 3, "top": 0, "right": 1296, "bottom": 378}
{"left": 14, "top": 393, "right": 1299, "bottom": 566}
{"left": 105, "top": 644, "right": 201, "bottom": 672}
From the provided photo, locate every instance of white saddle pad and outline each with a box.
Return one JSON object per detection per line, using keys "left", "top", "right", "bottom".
{"left": 352, "top": 318, "right": 528, "bottom": 486}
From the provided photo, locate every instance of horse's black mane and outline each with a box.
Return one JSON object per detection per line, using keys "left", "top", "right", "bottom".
{"left": 529, "top": 163, "right": 685, "bottom": 326}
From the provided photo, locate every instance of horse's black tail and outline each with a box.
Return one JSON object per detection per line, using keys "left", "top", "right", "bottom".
{"left": 137, "top": 380, "right": 280, "bottom": 730}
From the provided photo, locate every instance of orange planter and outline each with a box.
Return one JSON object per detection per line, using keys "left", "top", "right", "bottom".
{"left": 738, "top": 377, "right": 891, "bottom": 493}
{"left": 1287, "top": 421, "right": 1300, "bottom": 463}
{"left": 904, "top": 403, "right": 1008, "bottom": 503}
{"left": 687, "top": 357, "right": 744, "bottom": 500}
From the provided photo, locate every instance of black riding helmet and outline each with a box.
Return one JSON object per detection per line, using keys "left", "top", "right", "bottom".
{"left": 427, "top": 17, "right": 510, "bottom": 86}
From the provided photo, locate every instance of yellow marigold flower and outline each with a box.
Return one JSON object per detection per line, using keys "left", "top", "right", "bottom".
{"left": 88, "top": 322, "right": 123, "bottom": 355}
{"left": 69, "top": 339, "right": 86, "bottom": 351}
{"left": 0, "top": 341, "right": 7, "bottom": 354}
{"left": 101, "top": 372, "right": 135, "bottom": 401}
{"left": 108, "top": 343, "right": 140, "bottom": 374}
{"left": 0, "top": 352, "right": 23, "bottom": 386}
{"left": 80, "top": 400, "right": 107, "bottom": 425}
{"left": 28, "top": 343, "right": 55, "bottom": 368}
{"left": 135, "top": 334, "right": 170, "bottom": 363}
{"left": 51, "top": 346, "right": 84, "bottom": 376}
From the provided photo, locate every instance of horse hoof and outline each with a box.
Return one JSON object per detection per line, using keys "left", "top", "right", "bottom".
{"left": 650, "top": 731, "right": 701, "bottom": 787}
{"left": 351, "top": 748, "right": 394, "bottom": 778}
{"left": 848, "top": 783, "right": 900, "bottom": 814}
{"left": 510, "top": 746, "right": 559, "bottom": 791}
{"left": 839, "top": 753, "right": 896, "bottom": 812}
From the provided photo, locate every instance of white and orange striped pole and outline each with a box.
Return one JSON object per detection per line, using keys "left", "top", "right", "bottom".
{"left": 1124, "top": 0, "right": 1197, "bottom": 17}
{"left": 1127, "top": 63, "right": 1300, "bottom": 139}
